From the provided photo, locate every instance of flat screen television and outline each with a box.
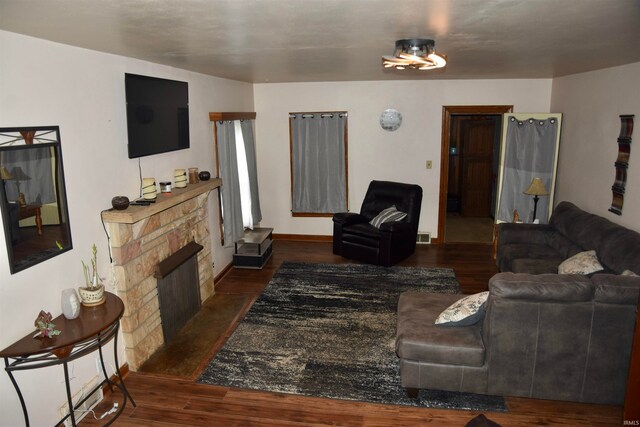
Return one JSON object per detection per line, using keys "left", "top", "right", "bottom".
{"left": 125, "top": 73, "right": 190, "bottom": 158}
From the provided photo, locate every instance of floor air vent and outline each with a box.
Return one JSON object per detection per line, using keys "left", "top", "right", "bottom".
{"left": 416, "top": 233, "right": 431, "bottom": 244}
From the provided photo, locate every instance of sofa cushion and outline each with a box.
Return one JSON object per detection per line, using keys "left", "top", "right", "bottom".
{"left": 435, "top": 292, "right": 489, "bottom": 327}
{"left": 396, "top": 292, "right": 485, "bottom": 367}
{"left": 499, "top": 243, "right": 564, "bottom": 272}
{"left": 558, "top": 250, "right": 603, "bottom": 275}
{"left": 511, "top": 258, "right": 560, "bottom": 274}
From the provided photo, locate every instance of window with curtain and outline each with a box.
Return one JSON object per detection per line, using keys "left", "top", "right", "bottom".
{"left": 289, "top": 112, "right": 348, "bottom": 216}
{"left": 214, "top": 116, "right": 261, "bottom": 246}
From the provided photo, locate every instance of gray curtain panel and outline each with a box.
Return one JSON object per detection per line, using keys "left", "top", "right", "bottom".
{"left": 240, "top": 120, "right": 262, "bottom": 224}
{"left": 497, "top": 117, "right": 558, "bottom": 224}
{"left": 216, "top": 121, "right": 244, "bottom": 245}
{"left": 290, "top": 113, "right": 347, "bottom": 213}
{"left": 3, "top": 145, "right": 55, "bottom": 205}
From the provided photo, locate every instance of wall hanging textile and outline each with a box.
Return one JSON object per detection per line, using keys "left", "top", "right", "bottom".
{"left": 609, "top": 115, "right": 634, "bottom": 215}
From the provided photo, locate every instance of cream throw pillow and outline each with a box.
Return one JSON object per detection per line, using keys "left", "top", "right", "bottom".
{"left": 558, "top": 250, "right": 603, "bottom": 275}
{"left": 435, "top": 291, "right": 489, "bottom": 327}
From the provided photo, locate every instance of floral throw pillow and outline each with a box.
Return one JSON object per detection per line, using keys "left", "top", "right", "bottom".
{"left": 369, "top": 205, "right": 407, "bottom": 229}
{"left": 435, "top": 291, "right": 489, "bottom": 327}
{"left": 558, "top": 250, "right": 603, "bottom": 275}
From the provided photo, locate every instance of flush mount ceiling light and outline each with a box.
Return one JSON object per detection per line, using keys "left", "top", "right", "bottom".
{"left": 382, "top": 38, "right": 447, "bottom": 70}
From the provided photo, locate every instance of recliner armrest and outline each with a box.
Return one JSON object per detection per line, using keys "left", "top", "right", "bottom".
{"left": 333, "top": 212, "right": 368, "bottom": 226}
{"left": 379, "top": 220, "right": 412, "bottom": 233}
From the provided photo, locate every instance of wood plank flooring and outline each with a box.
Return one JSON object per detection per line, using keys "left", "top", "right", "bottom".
{"left": 81, "top": 241, "right": 623, "bottom": 426}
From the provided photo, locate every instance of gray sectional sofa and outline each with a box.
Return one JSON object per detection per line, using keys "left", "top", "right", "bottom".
{"left": 497, "top": 201, "right": 640, "bottom": 274}
{"left": 396, "top": 202, "right": 640, "bottom": 404}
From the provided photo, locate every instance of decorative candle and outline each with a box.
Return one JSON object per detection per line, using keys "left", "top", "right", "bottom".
{"left": 188, "top": 167, "right": 199, "bottom": 184}
{"left": 142, "top": 177, "right": 157, "bottom": 200}
{"left": 174, "top": 169, "right": 187, "bottom": 188}
{"left": 160, "top": 181, "right": 172, "bottom": 193}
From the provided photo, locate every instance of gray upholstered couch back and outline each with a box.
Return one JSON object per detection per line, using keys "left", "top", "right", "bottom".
{"left": 550, "top": 201, "right": 640, "bottom": 273}
{"left": 483, "top": 272, "right": 640, "bottom": 404}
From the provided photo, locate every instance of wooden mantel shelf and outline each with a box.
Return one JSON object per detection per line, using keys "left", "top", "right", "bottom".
{"left": 102, "top": 178, "right": 221, "bottom": 224}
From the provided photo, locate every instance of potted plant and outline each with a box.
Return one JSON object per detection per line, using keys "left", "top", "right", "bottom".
{"left": 78, "top": 244, "right": 105, "bottom": 306}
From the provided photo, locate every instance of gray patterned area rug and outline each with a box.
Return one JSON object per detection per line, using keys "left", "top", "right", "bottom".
{"left": 198, "top": 262, "right": 507, "bottom": 412}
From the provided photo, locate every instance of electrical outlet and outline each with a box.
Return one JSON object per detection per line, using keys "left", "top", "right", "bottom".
{"left": 426, "top": 160, "right": 433, "bottom": 169}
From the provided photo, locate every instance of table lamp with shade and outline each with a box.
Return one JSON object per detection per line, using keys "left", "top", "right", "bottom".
{"left": 10, "top": 166, "right": 31, "bottom": 206}
{"left": 524, "top": 177, "right": 549, "bottom": 222}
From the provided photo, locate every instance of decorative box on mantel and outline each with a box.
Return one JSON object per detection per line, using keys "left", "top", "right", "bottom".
{"left": 101, "top": 179, "right": 221, "bottom": 370}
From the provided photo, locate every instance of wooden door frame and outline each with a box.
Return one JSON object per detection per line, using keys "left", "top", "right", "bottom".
{"left": 434, "top": 105, "right": 513, "bottom": 244}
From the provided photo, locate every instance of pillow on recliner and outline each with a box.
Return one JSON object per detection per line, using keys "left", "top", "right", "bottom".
{"left": 369, "top": 205, "right": 407, "bottom": 229}
{"left": 558, "top": 250, "right": 603, "bottom": 275}
{"left": 435, "top": 291, "right": 489, "bottom": 327}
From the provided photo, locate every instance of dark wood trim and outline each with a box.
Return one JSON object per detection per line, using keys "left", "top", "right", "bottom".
{"left": 624, "top": 294, "right": 640, "bottom": 423}
{"left": 291, "top": 212, "right": 334, "bottom": 218}
{"left": 214, "top": 261, "right": 234, "bottom": 284}
{"left": 209, "top": 112, "right": 256, "bottom": 121}
{"left": 212, "top": 120, "right": 225, "bottom": 246}
{"left": 101, "top": 363, "right": 129, "bottom": 395}
{"left": 154, "top": 241, "right": 203, "bottom": 279}
{"left": 435, "top": 105, "right": 513, "bottom": 244}
{"left": 344, "top": 117, "right": 349, "bottom": 211}
{"left": 272, "top": 233, "right": 332, "bottom": 242}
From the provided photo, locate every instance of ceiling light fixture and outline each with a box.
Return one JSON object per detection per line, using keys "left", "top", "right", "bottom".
{"left": 382, "top": 38, "right": 447, "bottom": 71}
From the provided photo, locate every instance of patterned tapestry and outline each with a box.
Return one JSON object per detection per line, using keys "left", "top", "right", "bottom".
{"left": 609, "top": 115, "right": 634, "bottom": 215}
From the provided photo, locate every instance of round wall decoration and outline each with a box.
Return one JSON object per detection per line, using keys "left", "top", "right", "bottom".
{"left": 380, "top": 109, "right": 402, "bottom": 131}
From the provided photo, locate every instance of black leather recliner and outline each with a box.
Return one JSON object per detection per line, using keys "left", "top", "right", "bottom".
{"left": 332, "top": 180, "right": 423, "bottom": 267}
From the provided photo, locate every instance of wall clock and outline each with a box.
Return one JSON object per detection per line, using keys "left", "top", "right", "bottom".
{"left": 380, "top": 109, "right": 402, "bottom": 131}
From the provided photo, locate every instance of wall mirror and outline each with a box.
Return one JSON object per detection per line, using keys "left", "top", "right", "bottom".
{"left": 0, "top": 126, "right": 73, "bottom": 274}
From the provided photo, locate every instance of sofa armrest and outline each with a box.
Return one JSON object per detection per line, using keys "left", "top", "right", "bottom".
{"left": 591, "top": 274, "right": 640, "bottom": 305}
{"left": 333, "top": 212, "right": 367, "bottom": 226}
{"left": 489, "top": 272, "right": 593, "bottom": 302}
{"left": 498, "top": 223, "right": 554, "bottom": 245}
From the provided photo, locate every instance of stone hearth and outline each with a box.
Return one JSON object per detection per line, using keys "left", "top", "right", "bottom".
{"left": 102, "top": 180, "right": 220, "bottom": 370}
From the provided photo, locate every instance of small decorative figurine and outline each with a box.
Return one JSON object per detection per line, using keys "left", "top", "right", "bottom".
{"left": 33, "top": 310, "right": 61, "bottom": 339}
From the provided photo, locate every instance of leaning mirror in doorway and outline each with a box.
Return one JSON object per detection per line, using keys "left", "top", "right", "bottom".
{"left": 0, "top": 126, "right": 73, "bottom": 274}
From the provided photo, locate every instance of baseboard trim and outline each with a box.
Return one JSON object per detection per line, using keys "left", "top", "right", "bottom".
{"left": 101, "top": 362, "right": 129, "bottom": 396}
{"left": 214, "top": 261, "right": 234, "bottom": 283}
{"left": 272, "top": 233, "right": 332, "bottom": 242}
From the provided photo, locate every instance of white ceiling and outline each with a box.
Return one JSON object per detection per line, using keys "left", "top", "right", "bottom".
{"left": 1, "top": 0, "right": 640, "bottom": 83}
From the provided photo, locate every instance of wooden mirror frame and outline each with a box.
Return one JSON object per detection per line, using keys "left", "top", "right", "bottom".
{"left": 0, "top": 126, "right": 73, "bottom": 274}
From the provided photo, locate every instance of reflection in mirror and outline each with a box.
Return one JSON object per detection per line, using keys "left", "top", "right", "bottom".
{"left": 0, "top": 127, "right": 73, "bottom": 274}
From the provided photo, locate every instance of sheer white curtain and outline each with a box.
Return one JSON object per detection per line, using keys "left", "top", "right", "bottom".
{"left": 216, "top": 120, "right": 261, "bottom": 245}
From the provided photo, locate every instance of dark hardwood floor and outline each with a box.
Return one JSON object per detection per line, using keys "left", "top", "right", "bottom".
{"left": 81, "top": 241, "right": 622, "bottom": 426}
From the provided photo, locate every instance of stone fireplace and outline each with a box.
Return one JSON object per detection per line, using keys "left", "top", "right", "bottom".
{"left": 102, "top": 179, "right": 221, "bottom": 370}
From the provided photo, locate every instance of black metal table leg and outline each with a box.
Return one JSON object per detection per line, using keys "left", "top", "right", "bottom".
{"left": 63, "top": 361, "right": 77, "bottom": 426}
{"left": 5, "top": 357, "right": 30, "bottom": 427}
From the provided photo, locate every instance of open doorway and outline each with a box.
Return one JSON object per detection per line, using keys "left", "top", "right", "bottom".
{"left": 436, "top": 106, "right": 513, "bottom": 244}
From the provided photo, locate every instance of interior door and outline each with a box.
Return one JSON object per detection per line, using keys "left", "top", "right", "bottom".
{"left": 461, "top": 119, "right": 495, "bottom": 217}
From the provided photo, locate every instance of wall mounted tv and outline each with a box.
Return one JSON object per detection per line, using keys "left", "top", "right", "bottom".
{"left": 125, "top": 73, "right": 190, "bottom": 158}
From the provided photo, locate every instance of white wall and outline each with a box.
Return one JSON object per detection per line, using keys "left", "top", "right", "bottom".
{"left": 0, "top": 30, "right": 253, "bottom": 426}
{"left": 254, "top": 80, "right": 552, "bottom": 237}
{"left": 551, "top": 62, "right": 640, "bottom": 232}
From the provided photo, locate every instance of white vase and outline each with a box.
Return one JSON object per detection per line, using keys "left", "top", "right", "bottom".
{"left": 61, "top": 288, "right": 81, "bottom": 319}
